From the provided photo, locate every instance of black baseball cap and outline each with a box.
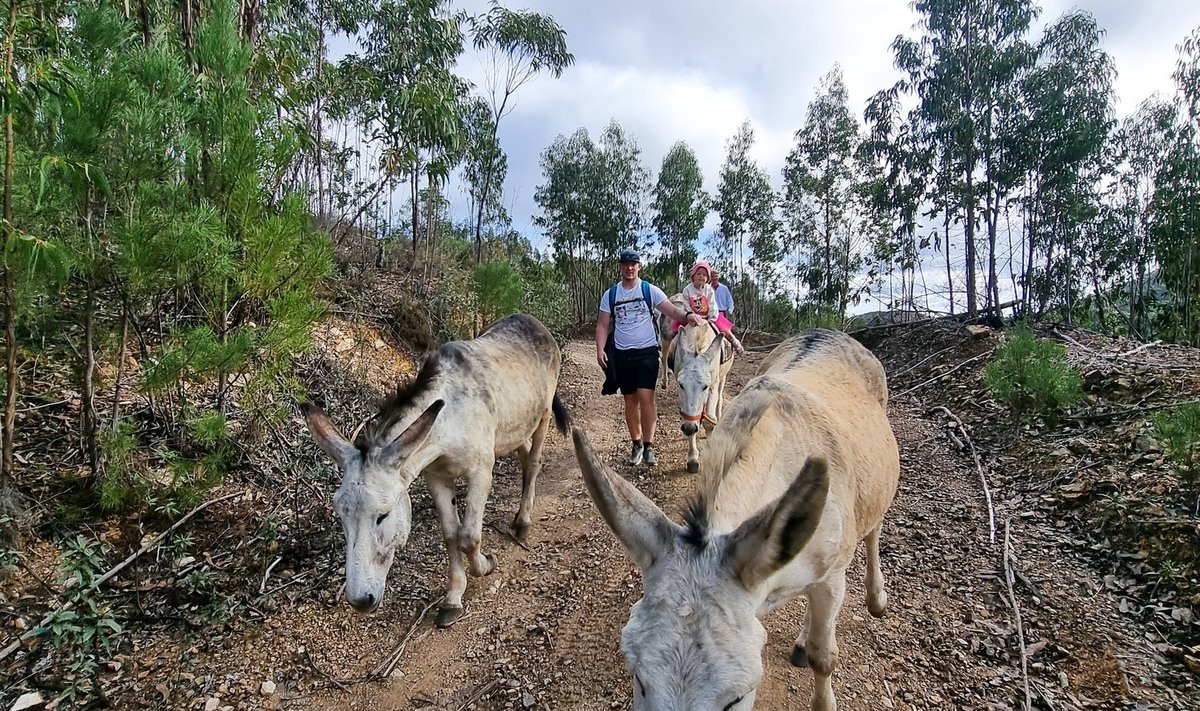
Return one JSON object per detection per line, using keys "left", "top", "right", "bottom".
{"left": 618, "top": 248, "right": 641, "bottom": 263}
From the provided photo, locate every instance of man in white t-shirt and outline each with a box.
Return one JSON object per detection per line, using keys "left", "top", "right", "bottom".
{"left": 596, "top": 248, "right": 702, "bottom": 467}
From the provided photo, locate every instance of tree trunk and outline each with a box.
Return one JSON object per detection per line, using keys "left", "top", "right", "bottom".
{"left": 2, "top": 0, "right": 19, "bottom": 515}
{"left": 180, "top": 0, "right": 194, "bottom": 57}
{"left": 138, "top": 0, "right": 152, "bottom": 46}
{"left": 82, "top": 281, "right": 100, "bottom": 476}
{"left": 315, "top": 10, "right": 325, "bottom": 217}
{"left": 111, "top": 303, "right": 130, "bottom": 424}
{"left": 943, "top": 209, "right": 954, "bottom": 315}
{"left": 410, "top": 164, "right": 420, "bottom": 260}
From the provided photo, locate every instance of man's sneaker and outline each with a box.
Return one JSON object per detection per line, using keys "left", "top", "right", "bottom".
{"left": 626, "top": 441, "right": 644, "bottom": 466}
{"left": 643, "top": 444, "right": 657, "bottom": 467}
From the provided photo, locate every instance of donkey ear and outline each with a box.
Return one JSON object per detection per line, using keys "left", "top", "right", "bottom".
{"left": 572, "top": 428, "right": 678, "bottom": 570}
{"left": 381, "top": 399, "right": 445, "bottom": 461}
{"left": 300, "top": 402, "right": 358, "bottom": 470}
{"left": 705, "top": 329, "right": 724, "bottom": 359}
{"left": 724, "top": 456, "right": 830, "bottom": 591}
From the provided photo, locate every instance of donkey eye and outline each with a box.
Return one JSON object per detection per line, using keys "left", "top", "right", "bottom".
{"left": 722, "top": 696, "right": 744, "bottom": 711}
{"left": 376, "top": 512, "right": 390, "bottom": 525}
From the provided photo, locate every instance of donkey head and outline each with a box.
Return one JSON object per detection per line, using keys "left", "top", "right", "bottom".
{"left": 572, "top": 429, "right": 829, "bottom": 710}
{"left": 301, "top": 398, "right": 444, "bottom": 612}
{"left": 676, "top": 325, "right": 725, "bottom": 436}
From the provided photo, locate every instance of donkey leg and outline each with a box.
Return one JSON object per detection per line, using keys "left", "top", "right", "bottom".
{"left": 864, "top": 522, "right": 888, "bottom": 618}
{"left": 791, "top": 575, "right": 847, "bottom": 711}
{"left": 686, "top": 430, "right": 700, "bottom": 473}
{"left": 513, "top": 413, "right": 550, "bottom": 541}
{"left": 427, "top": 477, "right": 468, "bottom": 627}
{"left": 458, "top": 462, "right": 498, "bottom": 578}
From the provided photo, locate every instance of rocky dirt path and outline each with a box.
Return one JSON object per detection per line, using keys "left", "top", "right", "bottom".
{"left": 251, "top": 339, "right": 1193, "bottom": 710}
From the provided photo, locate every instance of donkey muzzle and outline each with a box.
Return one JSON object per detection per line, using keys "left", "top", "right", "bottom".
{"left": 680, "top": 410, "right": 702, "bottom": 435}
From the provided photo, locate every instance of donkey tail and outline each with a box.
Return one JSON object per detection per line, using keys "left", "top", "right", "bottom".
{"left": 551, "top": 394, "right": 572, "bottom": 435}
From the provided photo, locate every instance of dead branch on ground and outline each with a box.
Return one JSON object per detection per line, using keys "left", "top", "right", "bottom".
{"left": 896, "top": 350, "right": 993, "bottom": 399}
{"left": 369, "top": 595, "right": 444, "bottom": 680}
{"left": 1004, "top": 519, "right": 1033, "bottom": 711}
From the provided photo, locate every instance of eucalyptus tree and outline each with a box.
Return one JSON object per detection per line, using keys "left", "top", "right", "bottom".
{"left": 782, "top": 65, "right": 861, "bottom": 314}
{"left": 534, "top": 120, "right": 650, "bottom": 321}
{"left": 712, "top": 119, "right": 776, "bottom": 280}
{"left": 894, "top": 0, "right": 1038, "bottom": 316}
{"left": 1021, "top": 10, "right": 1115, "bottom": 321}
{"left": 651, "top": 141, "right": 708, "bottom": 292}
{"left": 460, "top": 96, "right": 509, "bottom": 246}
{"left": 342, "top": 0, "right": 470, "bottom": 258}
{"left": 468, "top": 0, "right": 572, "bottom": 262}
{"left": 1154, "top": 26, "right": 1200, "bottom": 343}
{"left": 860, "top": 86, "right": 929, "bottom": 311}
{"left": 1106, "top": 99, "right": 1176, "bottom": 337}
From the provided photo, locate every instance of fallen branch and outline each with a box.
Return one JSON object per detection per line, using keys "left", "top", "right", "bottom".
{"left": 369, "top": 595, "right": 444, "bottom": 680}
{"left": 0, "top": 491, "right": 243, "bottom": 662}
{"left": 1061, "top": 398, "right": 1200, "bottom": 423}
{"left": 889, "top": 343, "right": 960, "bottom": 380}
{"left": 454, "top": 679, "right": 500, "bottom": 711}
{"left": 928, "top": 406, "right": 996, "bottom": 543}
{"left": 1004, "top": 519, "right": 1033, "bottom": 711}
{"left": 896, "top": 350, "right": 993, "bottom": 399}
{"left": 260, "top": 556, "right": 283, "bottom": 595}
{"left": 487, "top": 521, "right": 531, "bottom": 552}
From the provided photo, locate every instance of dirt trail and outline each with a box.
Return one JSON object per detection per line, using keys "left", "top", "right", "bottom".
{"left": 257, "top": 339, "right": 1191, "bottom": 710}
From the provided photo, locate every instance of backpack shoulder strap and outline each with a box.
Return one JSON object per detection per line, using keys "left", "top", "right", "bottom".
{"left": 607, "top": 284, "right": 618, "bottom": 312}
{"left": 642, "top": 281, "right": 659, "bottom": 336}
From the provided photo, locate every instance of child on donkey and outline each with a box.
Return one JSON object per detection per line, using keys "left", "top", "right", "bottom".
{"left": 672, "top": 260, "right": 745, "bottom": 354}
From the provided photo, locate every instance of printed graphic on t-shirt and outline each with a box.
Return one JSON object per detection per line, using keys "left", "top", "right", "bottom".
{"left": 688, "top": 292, "right": 710, "bottom": 317}
{"left": 599, "top": 280, "right": 667, "bottom": 350}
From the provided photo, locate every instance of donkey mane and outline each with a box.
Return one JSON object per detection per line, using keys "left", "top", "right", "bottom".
{"left": 359, "top": 352, "right": 443, "bottom": 448}
{"left": 680, "top": 496, "right": 713, "bottom": 549}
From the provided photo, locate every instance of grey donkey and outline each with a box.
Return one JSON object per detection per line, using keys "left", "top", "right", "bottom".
{"left": 303, "top": 313, "right": 570, "bottom": 627}
{"left": 573, "top": 328, "right": 899, "bottom": 710}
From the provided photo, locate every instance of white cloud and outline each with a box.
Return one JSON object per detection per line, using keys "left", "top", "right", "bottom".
{"left": 368, "top": 0, "right": 1200, "bottom": 251}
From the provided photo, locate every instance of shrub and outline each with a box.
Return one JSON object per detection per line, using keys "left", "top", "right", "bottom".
{"left": 983, "top": 327, "right": 1084, "bottom": 424}
{"left": 1152, "top": 403, "right": 1200, "bottom": 482}
{"left": 473, "top": 260, "right": 524, "bottom": 326}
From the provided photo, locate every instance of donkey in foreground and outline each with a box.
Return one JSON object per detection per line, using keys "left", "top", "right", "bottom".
{"left": 671, "top": 321, "right": 733, "bottom": 474}
{"left": 573, "top": 328, "right": 899, "bottom": 710}
{"left": 302, "top": 313, "right": 569, "bottom": 627}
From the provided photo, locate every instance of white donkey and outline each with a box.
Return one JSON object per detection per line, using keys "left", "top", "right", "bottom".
{"left": 573, "top": 328, "right": 899, "bottom": 711}
{"left": 671, "top": 321, "right": 733, "bottom": 474}
{"left": 302, "top": 313, "right": 570, "bottom": 627}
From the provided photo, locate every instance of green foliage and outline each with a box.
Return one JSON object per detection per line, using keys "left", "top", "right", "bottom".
{"left": 32, "top": 536, "right": 123, "bottom": 705}
{"left": 984, "top": 327, "right": 1084, "bottom": 424}
{"left": 473, "top": 260, "right": 523, "bottom": 325}
{"left": 1152, "top": 404, "right": 1200, "bottom": 482}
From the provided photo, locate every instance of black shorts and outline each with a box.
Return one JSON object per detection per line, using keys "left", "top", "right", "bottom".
{"left": 612, "top": 346, "right": 660, "bottom": 395}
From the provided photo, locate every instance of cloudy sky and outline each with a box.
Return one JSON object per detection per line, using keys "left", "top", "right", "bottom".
{"left": 337, "top": 1, "right": 1200, "bottom": 255}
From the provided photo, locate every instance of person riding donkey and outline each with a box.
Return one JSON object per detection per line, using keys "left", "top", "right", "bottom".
{"left": 670, "top": 260, "right": 745, "bottom": 354}
{"left": 596, "top": 248, "right": 703, "bottom": 468}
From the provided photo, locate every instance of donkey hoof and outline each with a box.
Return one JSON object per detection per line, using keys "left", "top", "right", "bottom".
{"left": 511, "top": 519, "right": 530, "bottom": 543}
{"left": 436, "top": 605, "right": 463, "bottom": 628}
{"left": 483, "top": 552, "right": 498, "bottom": 575}
{"left": 789, "top": 644, "right": 809, "bottom": 668}
{"left": 687, "top": 461, "right": 699, "bottom": 474}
